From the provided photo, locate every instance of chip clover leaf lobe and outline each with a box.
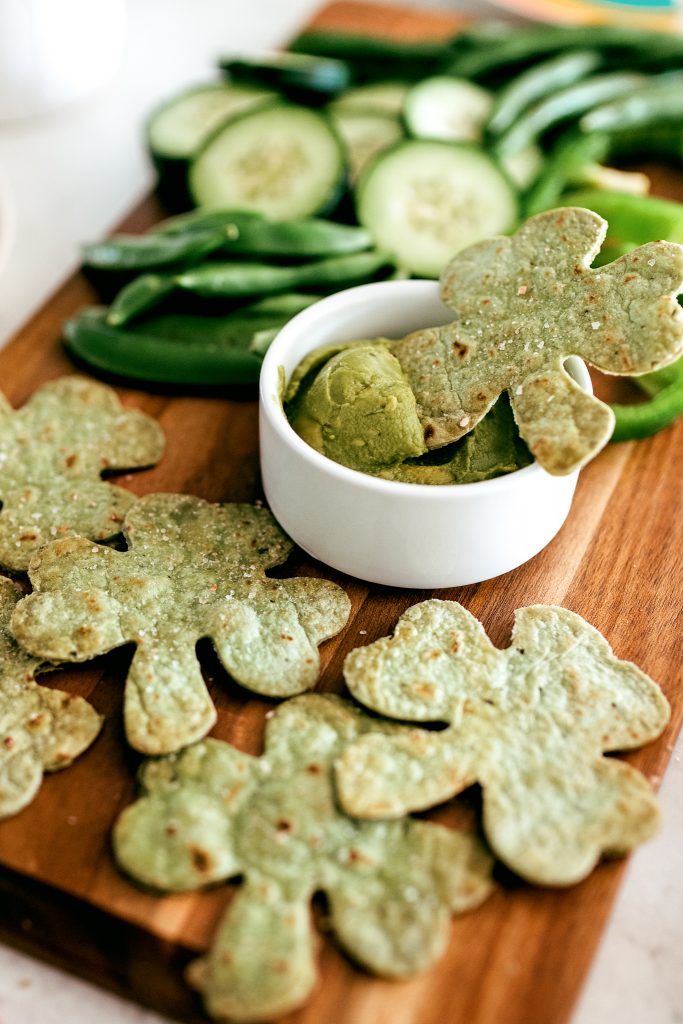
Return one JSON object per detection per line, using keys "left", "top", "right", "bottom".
{"left": 11, "top": 494, "right": 351, "bottom": 755}
{"left": 391, "top": 207, "right": 683, "bottom": 475}
{"left": 0, "top": 576, "right": 102, "bottom": 817}
{"left": 0, "top": 376, "right": 164, "bottom": 572}
{"left": 337, "top": 599, "right": 670, "bottom": 886}
{"left": 113, "top": 693, "right": 494, "bottom": 1023}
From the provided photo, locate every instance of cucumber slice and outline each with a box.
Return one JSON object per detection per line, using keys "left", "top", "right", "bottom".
{"left": 147, "top": 82, "right": 276, "bottom": 211}
{"left": 356, "top": 140, "right": 518, "bottom": 278}
{"left": 219, "top": 51, "right": 351, "bottom": 100}
{"left": 500, "top": 142, "right": 544, "bottom": 190}
{"left": 329, "top": 82, "right": 410, "bottom": 116}
{"left": 147, "top": 82, "right": 275, "bottom": 159}
{"left": 404, "top": 77, "right": 493, "bottom": 142}
{"left": 328, "top": 107, "right": 403, "bottom": 182}
{"left": 189, "top": 102, "right": 345, "bottom": 220}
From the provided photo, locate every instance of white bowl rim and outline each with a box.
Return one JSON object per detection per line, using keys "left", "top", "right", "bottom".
{"left": 260, "top": 278, "right": 591, "bottom": 501}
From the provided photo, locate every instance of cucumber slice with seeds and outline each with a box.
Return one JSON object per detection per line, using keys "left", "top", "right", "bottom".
{"left": 356, "top": 140, "right": 518, "bottom": 278}
{"left": 147, "top": 82, "right": 276, "bottom": 160}
{"left": 328, "top": 107, "right": 403, "bottom": 182}
{"left": 500, "top": 142, "right": 544, "bottom": 189}
{"left": 329, "top": 82, "right": 410, "bottom": 116}
{"left": 147, "top": 82, "right": 276, "bottom": 210}
{"left": 404, "top": 77, "right": 493, "bottom": 142}
{"left": 189, "top": 102, "right": 345, "bottom": 219}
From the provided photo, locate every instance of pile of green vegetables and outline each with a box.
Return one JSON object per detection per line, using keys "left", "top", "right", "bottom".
{"left": 66, "top": 20, "right": 683, "bottom": 439}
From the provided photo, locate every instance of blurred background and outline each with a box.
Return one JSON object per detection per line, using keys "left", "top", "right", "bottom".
{"left": 0, "top": 0, "right": 493, "bottom": 344}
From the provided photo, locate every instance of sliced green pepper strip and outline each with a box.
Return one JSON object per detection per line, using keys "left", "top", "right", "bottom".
{"left": 611, "top": 365, "right": 683, "bottom": 440}
{"left": 560, "top": 190, "right": 683, "bottom": 264}
{"left": 82, "top": 226, "right": 228, "bottom": 271}
{"left": 493, "top": 71, "right": 645, "bottom": 158}
{"left": 635, "top": 354, "right": 683, "bottom": 398}
{"left": 107, "top": 273, "right": 176, "bottom": 327}
{"left": 65, "top": 307, "right": 267, "bottom": 386}
{"left": 175, "top": 251, "right": 393, "bottom": 298}
{"left": 156, "top": 209, "right": 373, "bottom": 257}
{"left": 487, "top": 49, "right": 602, "bottom": 137}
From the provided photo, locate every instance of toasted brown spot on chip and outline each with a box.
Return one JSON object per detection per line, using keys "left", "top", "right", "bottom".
{"left": 190, "top": 846, "right": 212, "bottom": 873}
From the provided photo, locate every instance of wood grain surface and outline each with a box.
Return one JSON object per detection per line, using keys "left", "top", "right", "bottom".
{"left": 0, "top": 3, "right": 681, "bottom": 1023}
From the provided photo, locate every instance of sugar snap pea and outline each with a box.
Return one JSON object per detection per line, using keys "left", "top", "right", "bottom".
{"left": 580, "top": 73, "right": 683, "bottom": 133}
{"left": 289, "top": 29, "right": 453, "bottom": 83}
{"left": 131, "top": 295, "right": 318, "bottom": 342}
{"left": 494, "top": 72, "right": 645, "bottom": 157}
{"left": 611, "top": 355, "right": 683, "bottom": 441}
{"left": 64, "top": 305, "right": 296, "bottom": 386}
{"left": 218, "top": 52, "right": 351, "bottom": 102}
{"left": 524, "top": 130, "right": 611, "bottom": 216}
{"left": 82, "top": 226, "right": 228, "bottom": 271}
{"left": 487, "top": 50, "right": 602, "bottom": 137}
{"left": 176, "top": 251, "right": 393, "bottom": 298}
{"left": 608, "top": 124, "right": 683, "bottom": 165}
{"left": 446, "top": 23, "right": 683, "bottom": 79}
{"left": 107, "top": 273, "right": 176, "bottom": 327}
{"left": 156, "top": 209, "right": 373, "bottom": 256}
{"left": 239, "top": 293, "right": 320, "bottom": 315}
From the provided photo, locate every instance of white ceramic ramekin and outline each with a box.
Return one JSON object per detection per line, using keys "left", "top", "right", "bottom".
{"left": 259, "top": 280, "right": 589, "bottom": 589}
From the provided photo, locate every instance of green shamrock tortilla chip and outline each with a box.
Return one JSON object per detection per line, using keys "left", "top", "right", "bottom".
{"left": 0, "top": 577, "right": 102, "bottom": 817}
{"left": 11, "top": 495, "right": 351, "bottom": 755}
{"left": 337, "top": 600, "right": 669, "bottom": 886}
{"left": 379, "top": 394, "right": 532, "bottom": 485}
{"left": 0, "top": 376, "right": 165, "bottom": 572}
{"left": 114, "top": 693, "right": 493, "bottom": 1023}
{"left": 391, "top": 207, "right": 683, "bottom": 474}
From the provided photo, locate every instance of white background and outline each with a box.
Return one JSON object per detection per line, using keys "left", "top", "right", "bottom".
{"left": 0, "top": 2, "right": 681, "bottom": 1023}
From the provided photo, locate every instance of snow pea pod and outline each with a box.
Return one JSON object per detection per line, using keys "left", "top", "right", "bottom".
{"left": 176, "top": 251, "right": 393, "bottom": 298}
{"left": 64, "top": 304, "right": 305, "bottom": 386}
{"left": 156, "top": 209, "right": 373, "bottom": 257}
{"left": 580, "top": 73, "right": 683, "bottom": 134}
{"left": 288, "top": 30, "right": 452, "bottom": 83}
{"left": 494, "top": 71, "right": 645, "bottom": 157}
{"left": 82, "top": 226, "right": 228, "bottom": 271}
{"left": 107, "top": 273, "right": 176, "bottom": 326}
{"left": 107, "top": 272, "right": 176, "bottom": 323}
{"left": 446, "top": 23, "right": 683, "bottom": 79}
{"left": 523, "top": 131, "right": 611, "bottom": 216}
{"left": 218, "top": 52, "right": 351, "bottom": 103}
{"left": 609, "top": 125, "right": 683, "bottom": 165}
{"left": 487, "top": 49, "right": 602, "bottom": 137}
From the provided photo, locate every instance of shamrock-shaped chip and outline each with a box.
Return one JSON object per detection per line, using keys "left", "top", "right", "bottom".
{"left": 391, "top": 207, "right": 683, "bottom": 474}
{"left": 12, "top": 495, "right": 351, "bottom": 755}
{"left": 114, "top": 693, "right": 493, "bottom": 1023}
{"left": 0, "top": 376, "right": 164, "bottom": 571}
{"left": 337, "top": 600, "right": 670, "bottom": 886}
{"left": 0, "top": 576, "right": 102, "bottom": 817}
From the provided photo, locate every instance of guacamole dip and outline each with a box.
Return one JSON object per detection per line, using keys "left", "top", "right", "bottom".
{"left": 285, "top": 339, "right": 531, "bottom": 484}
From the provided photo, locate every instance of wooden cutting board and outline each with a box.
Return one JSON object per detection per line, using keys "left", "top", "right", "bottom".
{"left": 0, "top": 3, "right": 681, "bottom": 1023}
